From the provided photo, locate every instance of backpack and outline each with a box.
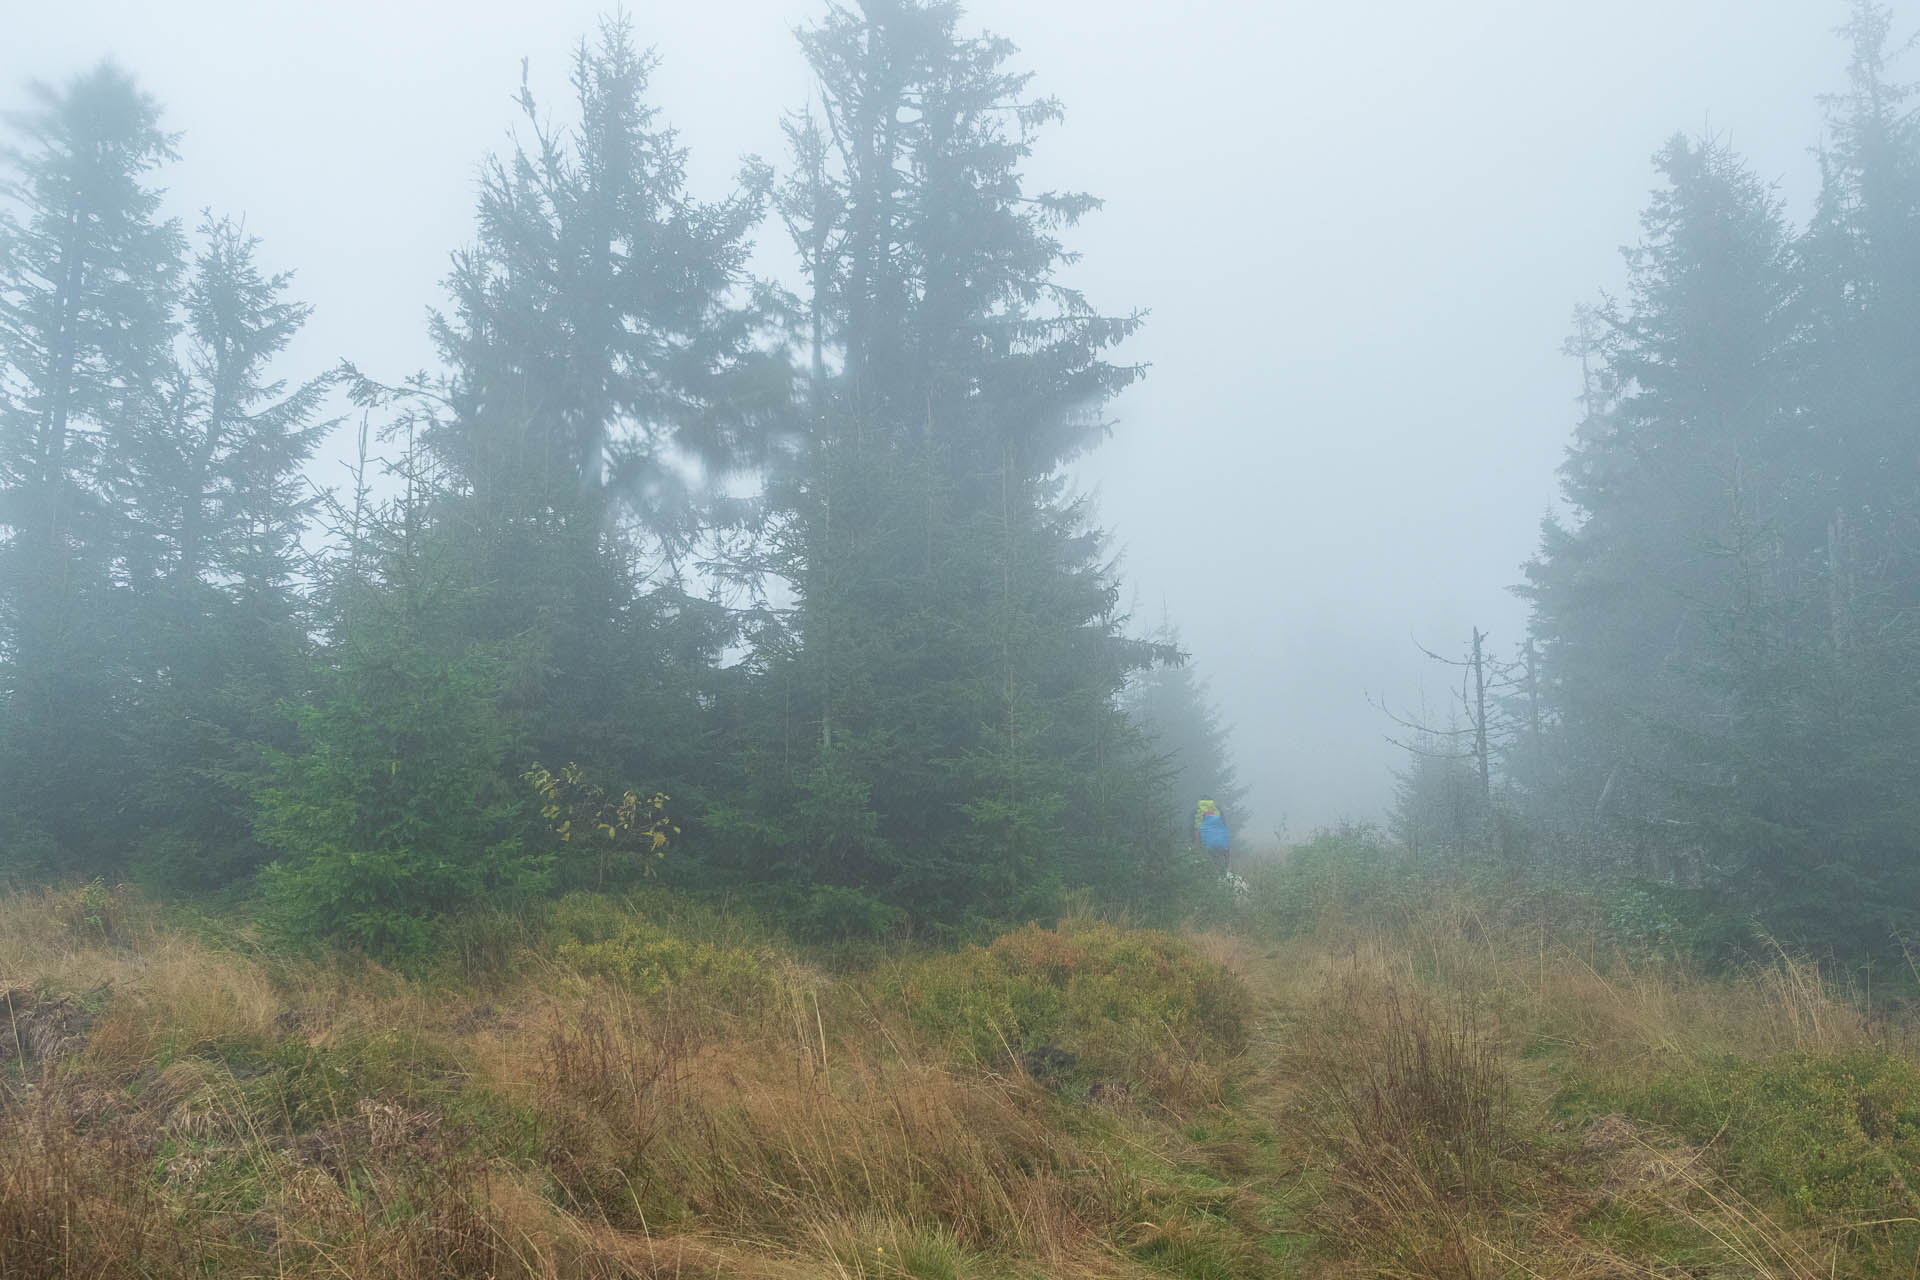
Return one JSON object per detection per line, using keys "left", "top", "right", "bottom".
{"left": 1199, "top": 812, "right": 1230, "bottom": 850}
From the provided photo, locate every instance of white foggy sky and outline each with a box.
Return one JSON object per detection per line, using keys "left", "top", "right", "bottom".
{"left": 5, "top": 1, "right": 1871, "bottom": 832}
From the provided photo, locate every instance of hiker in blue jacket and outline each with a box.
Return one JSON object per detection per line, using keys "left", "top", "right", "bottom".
{"left": 1196, "top": 800, "right": 1231, "bottom": 874}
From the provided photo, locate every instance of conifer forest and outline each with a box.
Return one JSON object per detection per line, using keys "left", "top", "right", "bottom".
{"left": 5, "top": 4, "right": 1920, "bottom": 1277}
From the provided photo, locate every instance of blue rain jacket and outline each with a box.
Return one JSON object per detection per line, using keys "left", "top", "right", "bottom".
{"left": 1199, "top": 812, "right": 1230, "bottom": 850}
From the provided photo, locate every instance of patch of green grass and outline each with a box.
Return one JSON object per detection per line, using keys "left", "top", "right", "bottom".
{"left": 819, "top": 1222, "right": 984, "bottom": 1280}
{"left": 893, "top": 1227, "right": 966, "bottom": 1280}
{"left": 1613, "top": 1050, "right": 1920, "bottom": 1228}
{"left": 248, "top": 1027, "right": 467, "bottom": 1134}
{"left": 875, "top": 918, "right": 1251, "bottom": 1090}
{"left": 1131, "top": 1220, "right": 1259, "bottom": 1280}
{"left": 1574, "top": 1199, "right": 1719, "bottom": 1265}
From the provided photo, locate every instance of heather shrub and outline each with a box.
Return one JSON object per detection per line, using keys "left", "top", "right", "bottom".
{"left": 879, "top": 917, "right": 1250, "bottom": 1095}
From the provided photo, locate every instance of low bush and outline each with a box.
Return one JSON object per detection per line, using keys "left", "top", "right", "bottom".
{"left": 1322, "top": 987, "right": 1513, "bottom": 1205}
{"left": 0, "top": 811, "right": 60, "bottom": 889}
{"left": 1238, "top": 825, "right": 1417, "bottom": 939}
{"left": 535, "top": 890, "right": 791, "bottom": 1020}
{"left": 1618, "top": 1050, "right": 1920, "bottom": 1239}
{"left": 878, "top": 916, "right": 1250, "bottom": 1103}
{"left": 252, "top": 623, "right": 547, "bottom": 962}
{"left": 554, "top": 926, "right": 776, "bottom": 1012}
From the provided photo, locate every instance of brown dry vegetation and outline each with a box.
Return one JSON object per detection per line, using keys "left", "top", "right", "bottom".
{"left": 1249, "top": 891, "right": 1920, "bottom": 1280}
{"left": 0, "top": 886, "right": 1261, "bottom": 1279}
{"left": 3, "top": 882, "right": 1920, "bottom": 1278}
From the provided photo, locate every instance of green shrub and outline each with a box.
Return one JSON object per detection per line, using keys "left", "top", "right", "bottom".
{"left": 541, "top": 888, "right": 780, "bottom": 954}
{"left": 540, "top": 892, "right": 782, "bottom": 1014}
{"left": 555, "top": 930, "right": 774, "bottom": 1009}
{"left": 1240, "top": 824, "right": 1408, "bottom": 937}
{"left": 255, "top": 626, "right": 545, "bottom": 960}
{"left": 55, "top": 877, "right": 138, "bottom": 945}
{"left": 0, "top": 811, "right": 59, "bottom": 887}
{"left": 1603, "top": 880, "right": 1762, "bottom": 963}
{"left": 1621, "top": 1050, "right": 1920, "bottom": 1234}
{"left": 879, "top": 917, "right": 1250, "bottom": 1086}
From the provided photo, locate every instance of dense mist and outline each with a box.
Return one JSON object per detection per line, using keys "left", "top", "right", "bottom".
{"left": 11, "top": 9, "right": 1920, "bottom": 1273}
{"left": 4, "top": 0, "right": 1919, "bottom": 968}
{"left": 5, "top": 1, "right": 1855, "bottom": 836}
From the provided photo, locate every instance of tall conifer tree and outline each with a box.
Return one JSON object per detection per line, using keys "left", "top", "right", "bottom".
{"left": 424, "top": 15, "right": 789, "bottom": 784}
{"left": 1125, "top": 623, "right": 1247, "bottom": 844}
{"left": 119, "top": 215, "right": 330, "bottom": 883}
{"left": 743, "top": 0, "right": 1160, "bottom": 932}
{"left": 0, "top": 65, "right": 184, "bottom": 870}
{"left": 1519, "top": 134, "right": 1796, "bottom": 860}
{"left": 1518, "top": 8, "right": 1920, "bottom": 952}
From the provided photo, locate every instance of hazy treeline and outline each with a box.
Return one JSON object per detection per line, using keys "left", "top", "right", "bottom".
{"left": 1396, "top": 4, "right": 1920, "bottom": 961}
{"left": 0, "top": 4, "right": 1244, "bottom": 949}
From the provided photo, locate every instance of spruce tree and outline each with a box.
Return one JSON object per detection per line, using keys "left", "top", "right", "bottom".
{"left": 1125, "top": 623, "right": 1247, "bottom": 845}
{"left": 1518, "top": 12, "right": 1920, "bottom": 953}
{"left": 423, "top": 15, "right": 789, "bottom": 800}
{"left": 1763, "top": 1, "right": 1920, "bottom": 947}
{"left": 260, "top": 17, "right": 790, "bottom": 935}
{"left": 0, "top": 65, "right": 184, "bottom": 872}
{"left": 255, "top": 425, "right": 538, "bottom": 956}
{"left": 1799, "top": 2, "right": 1920, "bottom": 536}
{"left": 119, "top": 215, "right": 331, "bottom": 884}
{"left": 1519, "top": 134, "right": 1797, "bottom": 871}
{"left": 742, "top": 0, "right": 1159, "bottom": 932}
{"left": 1389, "top": 727, "right": 1491, "bottom": 862}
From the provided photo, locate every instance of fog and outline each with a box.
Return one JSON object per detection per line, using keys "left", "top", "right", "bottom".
{"left": 3, "top": 0, "right": 1856, "bottom": 833}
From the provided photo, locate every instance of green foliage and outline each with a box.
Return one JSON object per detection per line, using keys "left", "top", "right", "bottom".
{"left": 1239, "top": 826, "right": 1412, "bottom": 938}
{"left": 0, "top": 64, "right": 185, "bottom": 873}
{"left": 1601, "top": 880, "right": 1762, "bottom": 962}
{"left": 248, "top": 1023, "right": 473, "bottom": 1135}
{"left": 0, "top": 10, "right": 1201, "bottom": 947}
{"left": 418, "top": 15, "right": 784, "bottom": 844}
{"left": 1511, "top": 8, "right": 1920, "bottom": 962}
{"left": 516, "top": 891, "right": 796, "bottom": 1021}
{"left": 1126, "top": 622, "right": 1248, "bottom": 840}
{"left": 63, "top": 877, "right": 116, "bottom": 944}
{"left": 1390, "top": 728, "right": 1494, "bottom": 861}
{"left": 0, "top": 811, "right": 59, "bottom": 887}
{"left": 429, "top": 14, "right": 784, "bottom": 550}
{"left": 537, "top": 887, "right": 782, "bottom": 956}
{"left": 0, "top": 71, "right": 326, "bottom": 890}
{"left": 552, "top": 924, "right": 776, "bottom": 1012}
{"left": 119, "top": 213, "right": 330, "bottom": 888}
{"left": 790, "top": 882, "right": 907, "bottom": 944}
{"left": 523, "top": 761, "right": 673, "bottom": 890}
{"left": 733, "top": 0, "right": 1171, "bottom": 932}
{"left": 255, "top": 612, "right": 544, "bottom": 958}
{"left": 880, "top": 917, "right": 1250, "bottom": 1084}
{"left": 1618, "top": 1050, "right": 1920, "bottom": 1244}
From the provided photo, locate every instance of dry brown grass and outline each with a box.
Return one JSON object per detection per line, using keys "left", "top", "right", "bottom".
{"left": 1280, "top": 944, "right": 1521, "bottom": 1280}
{"left": 1253, "top": 903, "right": 1890, "bottom": 1280}
{"left": 1291, "top": 897, "right": 1882, "bottom": 1074}
{"left": 7, "top": 879, "right": 1903, "bottom": 1280}
{"left": 0, "top": 885, "right": 1251, "bottom": 1279}
{"left": 0, "top": 1078, "right": 197, "bottom": 1278}
{"left": 482, "top": 975, "right": 1134, "bottom": 1268}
